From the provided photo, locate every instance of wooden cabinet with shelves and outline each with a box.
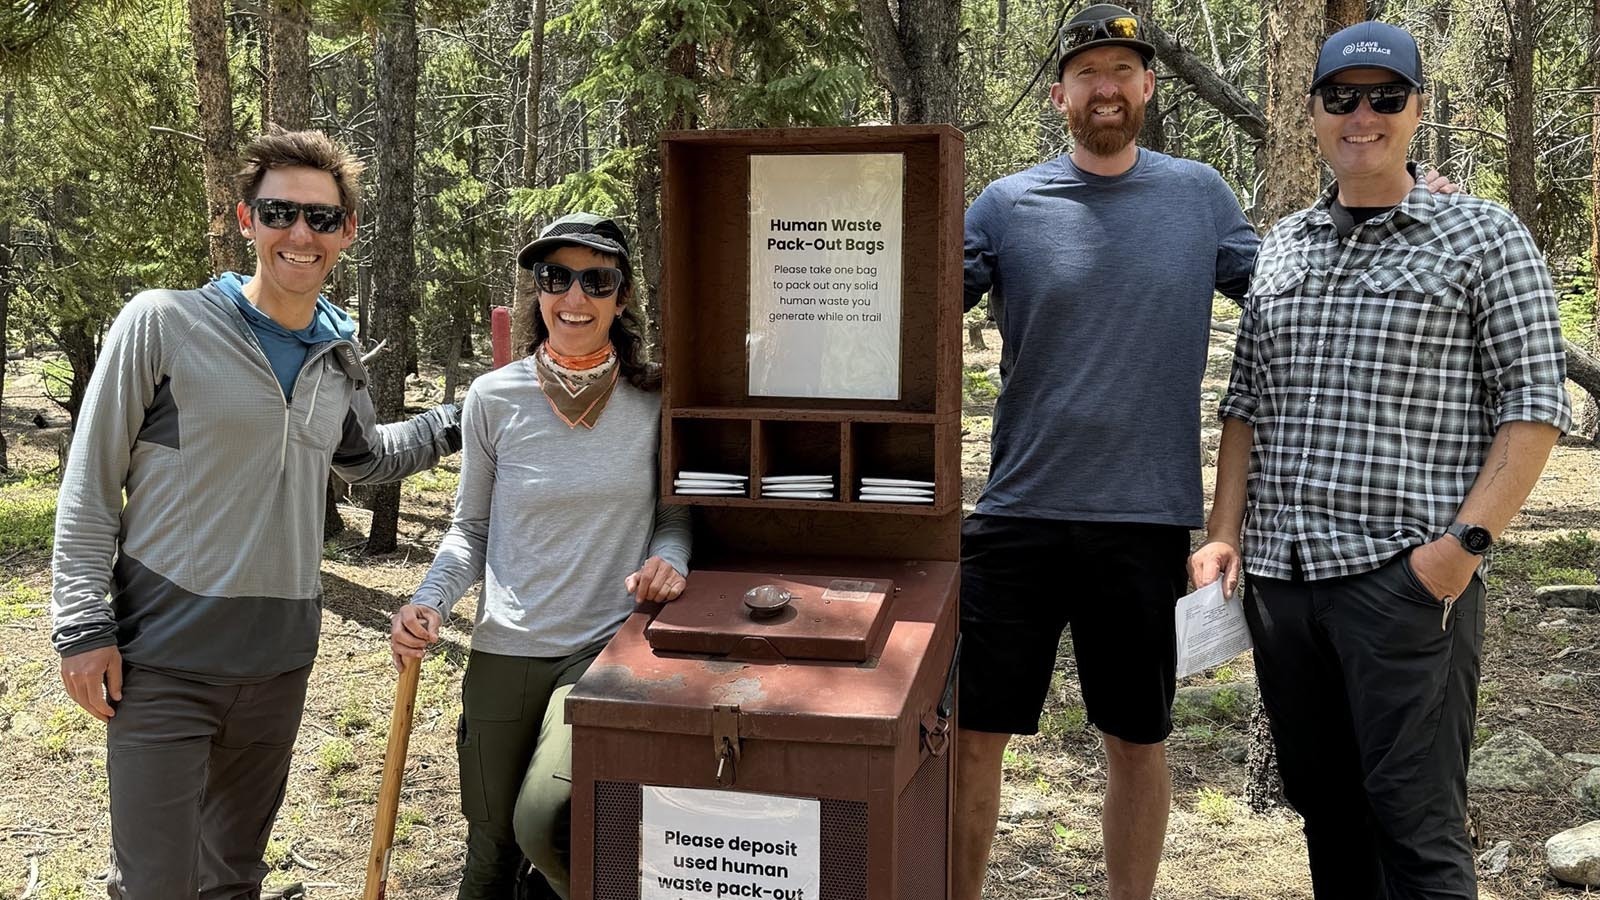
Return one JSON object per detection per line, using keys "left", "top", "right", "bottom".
{"left": 656, "top": 125, "right": 963, "bottom": 563}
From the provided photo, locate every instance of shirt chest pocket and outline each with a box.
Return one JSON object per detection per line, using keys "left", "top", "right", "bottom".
{"left": 1352, "top": 267, "right": 1471, "bottom": 364}
{"left": 1250, "top": 266, "right": 1313, "bottom": 360}
{"left": 288, "top": 361, "right": 351, "bottom": 452}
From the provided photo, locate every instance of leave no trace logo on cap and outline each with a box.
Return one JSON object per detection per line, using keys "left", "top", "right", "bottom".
{"left": 1342, "top": 40, "right": 1392, "bottom": 56}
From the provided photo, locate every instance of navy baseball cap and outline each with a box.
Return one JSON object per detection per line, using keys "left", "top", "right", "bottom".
{"left": 1310, "top": 21, "right": 1423, "bottom": 92}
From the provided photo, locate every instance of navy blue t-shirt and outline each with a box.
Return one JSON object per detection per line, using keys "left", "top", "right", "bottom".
{"left": 963, "top": 149, "right": 1259, "bottom": 527}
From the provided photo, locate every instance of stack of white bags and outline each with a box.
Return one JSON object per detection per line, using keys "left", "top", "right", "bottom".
{"left": 857, "top": 477, "right": 934, "bottom": 504}
{"left": 673, "top": 471, "right": 748, "bottom": 496}
{"left": 760, "top": 474, "right": 835, "bottom": 500}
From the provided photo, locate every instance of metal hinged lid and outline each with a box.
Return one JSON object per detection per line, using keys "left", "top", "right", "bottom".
{"left": 644, "top": 570, "right": 893, "bottom": 663}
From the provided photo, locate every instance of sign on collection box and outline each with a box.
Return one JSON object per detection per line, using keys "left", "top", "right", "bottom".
{"left": 747, "top": 153, "right": 904, "bottom": 400}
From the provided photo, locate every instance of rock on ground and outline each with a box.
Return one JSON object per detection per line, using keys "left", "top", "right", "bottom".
{"left": 1546, "top": 821, "right": 1600, "bottom": 887}
{"left": 1537, "top": 585, "right": 1600, "bottom": 611}
{"left": 1478, "top": 840, "right": 1512, "bottom": 876}
{"left": 1574, "top": 769, "right": 1600, "bottom": 815}
{"left": 1172, "top": 681, "right": 1258, "bottom": 727}
{"left": 1468, "top": 728, "right": 1565, "bottom": 793}
{"left": 1539, "top": 673, "right": 1582, "bottom": 691}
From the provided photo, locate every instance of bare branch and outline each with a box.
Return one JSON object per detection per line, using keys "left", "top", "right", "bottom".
{"left": 148, "top": 125, "right": 205, "bottom": 143}
{"left": 360, "top": 337, "right": 390, "bottom": 364}
{"left": 1146, "top": 20, "right": 1266, "bottom": 140}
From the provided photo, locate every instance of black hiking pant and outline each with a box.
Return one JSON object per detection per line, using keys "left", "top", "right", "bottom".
{"left": 1245, "top": 551, "right": 1485, "bottom": 900}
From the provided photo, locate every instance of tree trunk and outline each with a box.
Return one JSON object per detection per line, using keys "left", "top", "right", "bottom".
{"left": 1243, "top": 701, "right": 1285, "bottom": 811}
{"left": 994, "top": 0, "right": 1007, "bottom": 69}
{"left": 856, "top": 0, "right": 961, "bottom": 124}
{"left": 265, "top": 0, "right": 311, "bottom": 129}
{"left": 1131, "top": 0, "right": 1165, "bottom": 153}
{"left": 1432, "top": 81, "right": 1453, "bottom": 170}
{"left": 1325, "top": 0, "right": 1365, "bottom": 28}
{"left": 1257, "top": 0, "right": 1322, "bottom": 228}
{"left": 1591, "top": 0, "right": 1599, "bottom": 348}
{"left": 0, "top": 94, "right": 11, "bottom": 473}
{"left": 364, "top": 0, "right": 419, "bottom": 556}
{"left": 1505, "top": 0, "right": 1538, "bottom": 240}
{"left": 188, "top": 0, "right": 246, "bottom": 274}
{"left": 966, "top": 321, "right": 986, "bottom": 350}
{"left": 509, "top": 0, "right": 547, "bottom": 360}
{"left": 1239, "top": 0, "right": 1323, "bottom": 812}
{"left": 443, "top": 313, "right": 465, "bottom": 405}
{"left": 624, "top": 108, "right": 664, "bottom": 346}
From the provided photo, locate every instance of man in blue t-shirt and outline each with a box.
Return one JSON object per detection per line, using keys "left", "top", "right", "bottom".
{"left": 954, "top": 6, "right": 1257, "bottom": 899}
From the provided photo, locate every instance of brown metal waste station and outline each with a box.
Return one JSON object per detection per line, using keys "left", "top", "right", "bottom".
{"left": 567, "top": 125, "right": 965, "bottom": 900}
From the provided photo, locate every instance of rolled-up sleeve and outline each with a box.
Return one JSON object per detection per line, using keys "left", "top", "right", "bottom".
{"left": 1473, "top": 215, "right": 1573, "bottom": 433}
{"left": 1218, "top": 303, "right": 1263, "bottom": 425}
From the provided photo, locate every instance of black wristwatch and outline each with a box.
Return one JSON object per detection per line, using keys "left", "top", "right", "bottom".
{"left": 1447, "top": 522, "right": 1493, "bottom": 555}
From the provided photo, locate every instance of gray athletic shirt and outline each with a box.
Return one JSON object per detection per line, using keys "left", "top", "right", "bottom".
{"left": 410, "top": 358, "right": 690, "bottom": 657}
{"left": 964, "top": 149, "right": 1258, "bottom": 526}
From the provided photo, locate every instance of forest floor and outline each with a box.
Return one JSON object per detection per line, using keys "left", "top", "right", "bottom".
{"left": 1, "top": 321, "right": 1597, "bottom": 899}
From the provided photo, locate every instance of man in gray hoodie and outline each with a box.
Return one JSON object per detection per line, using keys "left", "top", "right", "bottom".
{"left": 50, "top": 129, "right": 462, "bottom": 899}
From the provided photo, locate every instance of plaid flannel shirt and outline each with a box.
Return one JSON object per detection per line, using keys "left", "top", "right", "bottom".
{"left": 1220, "top": 170, "right": 1572, "bottom": 581}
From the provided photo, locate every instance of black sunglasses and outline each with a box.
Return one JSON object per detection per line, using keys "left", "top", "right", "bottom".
{"left": 534, "top": 262, "right": 625, "bottom": 299}
{"left": 1314, "top": 82, "right": 1417, "bottom": 115}
{"left": 250, "top": 198, "right": 348, "bottom": 234}
{"left": 1059, "top": 14, "right": 1143, "bottom": 59}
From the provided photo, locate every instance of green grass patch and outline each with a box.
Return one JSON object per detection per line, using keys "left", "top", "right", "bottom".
{"left": 1039, "top": 705, "right": 1089, "bottom": 740}
{"left": 1536, "top": 567, "right": 1598, "bottom": 587}
{"left": 317, "top": 738, "right": 356, "bottom": 775}
{"left": 0, "top": 477, "right": 58, "bottom": 553}
{"left": 416, "top": 647, "right": 465, "bottom": 712}
{"left": 335, "top": 690, "right": 375, "bottom": 735}
{"left": 1492, "top": 531, "right": 1599, "bottom": 587}
{"left": 962, "top": 367, "right": 999, "bottom": 404}
{"left": 0, "top": 579, "right": 47, "bottom": 623}
{"left": 1196, "top": 787, "right": 1238, "bottom": 825}
{"left": 39, "top": 705, "right": 96, "bottom": 759}
{"left": 1478, "top": 679, "right": 1501, "bottom": 708}
{"left": 395, "top": 807, "right": 429, "bottom": 845}
{"left": 403, "top": 467, "right": 460, "bottom": 498}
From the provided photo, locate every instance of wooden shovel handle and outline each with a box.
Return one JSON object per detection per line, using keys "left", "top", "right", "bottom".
{"left": 362, "top": 654, "right": 422, "bottom": 900}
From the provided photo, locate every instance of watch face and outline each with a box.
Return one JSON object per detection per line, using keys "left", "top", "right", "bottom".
{"left": 1460, "top": 526, "right": 1492, "bottom": 553}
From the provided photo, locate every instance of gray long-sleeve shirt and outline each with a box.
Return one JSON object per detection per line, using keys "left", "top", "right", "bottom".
{"left": 410, "top": 358, "right": 690, "bottom": 657}
{"left": 51, "top": 285, "right": 461, "bottom": 682}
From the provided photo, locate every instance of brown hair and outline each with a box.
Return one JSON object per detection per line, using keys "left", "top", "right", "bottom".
{"left": 526, "top": 259, "right": 660, "bottom": 391}
{"left": 234, "top": 127, "right": 365, "bottom": 213}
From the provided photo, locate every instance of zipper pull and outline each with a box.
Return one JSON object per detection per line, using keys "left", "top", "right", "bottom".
{"left": 1440, "top": 595, "right": 1456, "bottom": 632}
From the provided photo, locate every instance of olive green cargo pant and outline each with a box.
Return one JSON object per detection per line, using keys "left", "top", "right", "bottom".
{"left": 455, "top": 643, "right": 604, "bottom": 900}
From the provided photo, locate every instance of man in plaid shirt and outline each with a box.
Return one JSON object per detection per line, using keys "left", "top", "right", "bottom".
{"left": 1190, "top": 21, "right": 1571, "bottom": 900}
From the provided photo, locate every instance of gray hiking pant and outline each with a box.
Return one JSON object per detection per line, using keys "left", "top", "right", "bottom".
{"left": 105, "top": 662, "right": 311, "bottom": 899}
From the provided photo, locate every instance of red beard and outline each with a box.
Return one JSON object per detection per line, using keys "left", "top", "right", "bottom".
{"left": 1068, "top": 93, "right": 1146, "bottom": 156}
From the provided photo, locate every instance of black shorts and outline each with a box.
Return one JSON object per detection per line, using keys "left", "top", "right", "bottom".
{"left": 957, "top": 514, "right": 1189, "bottom": 743}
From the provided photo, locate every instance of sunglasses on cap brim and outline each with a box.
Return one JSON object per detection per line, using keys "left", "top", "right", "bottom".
{"left": 534, "top": 262, "right": 626, "bottom": 299}
{"left": 1313, "top": 82, "right": 1418, "bottom": 115}
{"left": 1059, "top": 15, "right": 1143, "bottom": 59}
{"left": 249, "top": 198, "right": 348, "bottom": 234}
